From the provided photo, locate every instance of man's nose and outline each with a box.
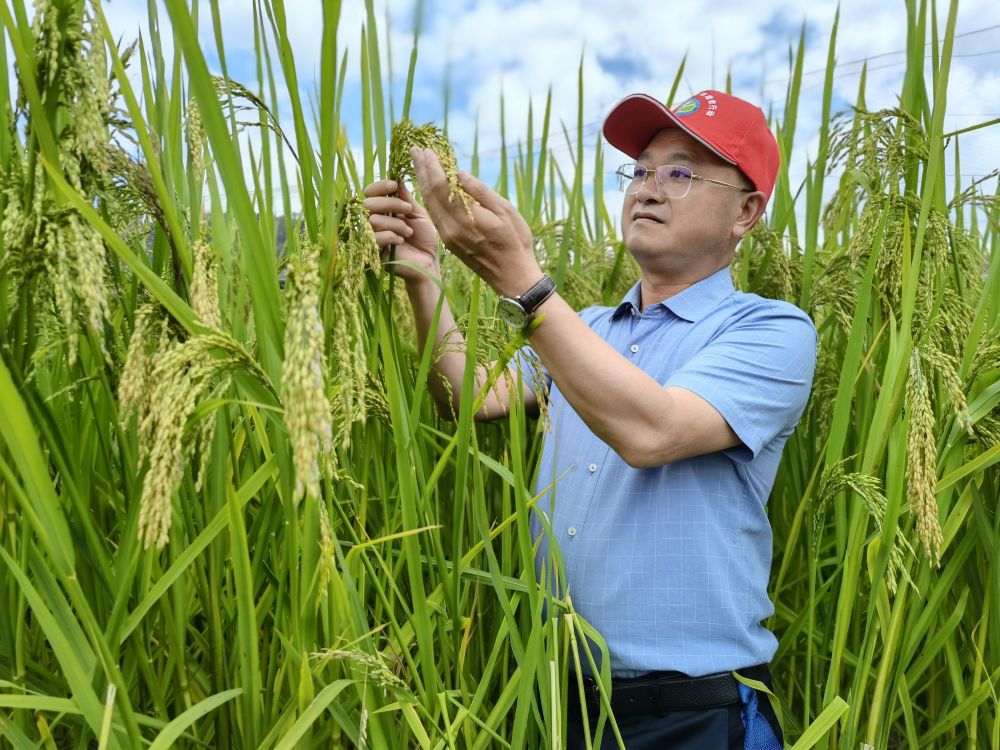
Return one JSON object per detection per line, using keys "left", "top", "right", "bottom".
{"left": 634, "top": 171, "right": 665, "bottom": 202}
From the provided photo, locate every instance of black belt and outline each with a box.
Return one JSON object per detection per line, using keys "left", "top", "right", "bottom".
{"left": 574, "top": 664, "right": 770, "bottom": 718}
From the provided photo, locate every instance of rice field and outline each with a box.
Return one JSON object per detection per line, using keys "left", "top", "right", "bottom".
{"left": 0, "top": 0, "right": 997, "bottom": 748}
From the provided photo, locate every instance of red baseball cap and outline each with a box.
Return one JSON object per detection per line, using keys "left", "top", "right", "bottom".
{"left": 603, "top": 90, "right": 780, "bottom": 200}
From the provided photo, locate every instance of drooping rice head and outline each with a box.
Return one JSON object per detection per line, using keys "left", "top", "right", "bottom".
{"left": 389, "top": 119, "right": 474, "bottom": 212}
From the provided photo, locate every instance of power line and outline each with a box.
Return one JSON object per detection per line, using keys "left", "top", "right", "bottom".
{"left": 954, "top": 23, "right": 1000, "bottom": 37}
{"left": 766, "top": 22, "right": 1000, "bottom": 84}
{"left": 462, "top": 24, "right": 1000, "bottom": 162}
{"left": 954, "top": 47, "right": 1000, "bottom": 57}
{"left": 832, "top": 48, "right": 1000, "bottom": 78}
{"left": 795, "top": 46, "right": 1000, "bottom": 91}
{"left": 471, "top": 62, "right": 1000, "bottom": 161}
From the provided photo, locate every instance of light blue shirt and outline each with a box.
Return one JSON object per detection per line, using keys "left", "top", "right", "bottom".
{"left": 524, "top": 268, "right": 817, "bottom": 677}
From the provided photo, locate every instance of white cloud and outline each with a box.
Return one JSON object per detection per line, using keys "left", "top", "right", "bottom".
{"left": 86, "top": 0, "right": 1000, "bottom": 226}
{"left": 413, "top": 0, "right": 1000, "bottom": 227}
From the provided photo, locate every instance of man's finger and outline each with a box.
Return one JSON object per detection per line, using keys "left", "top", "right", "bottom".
{"left": 363, "top": 179, "right": 399, "bottom": 197}
{"left": 369, "top": 214, "right": 414, "bottom": 237}
{"left": 395, "top": 181, "right": 428, "bottom": 218}
{"left": 373, "top": 230, "right": 406, "bottom": 248}
{"left": 396, "top": 180, "right": 415, "bottom": 204}
{"left": 363, "top": 196, "right": 413, "bottom": 215}
{"left": 456, "top": 170, "right": 507, "bottom": 214}
{"left": 411, "top": 147, "right": 448, "bottom": 185}
{"left": 410, "top": 147, "right": 453, "bottom": 220}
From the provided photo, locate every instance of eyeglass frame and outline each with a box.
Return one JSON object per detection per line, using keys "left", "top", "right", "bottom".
{"left": 615, "top": 162, "right": 753, "bottom": 199}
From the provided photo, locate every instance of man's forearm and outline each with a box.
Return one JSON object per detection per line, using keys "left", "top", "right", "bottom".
{"left": 405, "top": 279, "right": 525, "bottom": 420}
{"left": 526, "top": 294, "right": 738, "bottom": 466}
{"left": 405, "top": 279, "right": 469, "bottom": 416}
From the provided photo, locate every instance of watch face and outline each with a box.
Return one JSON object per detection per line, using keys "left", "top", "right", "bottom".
{"left": 498, "top": 297, "right": 527, "bottom": 328}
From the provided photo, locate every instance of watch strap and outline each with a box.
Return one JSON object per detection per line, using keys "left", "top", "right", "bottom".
{"left": 515, "top": 274, "right": 556, "bottom": 317}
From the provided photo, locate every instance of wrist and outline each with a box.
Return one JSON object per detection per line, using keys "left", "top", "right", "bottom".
{"left": 497, "top": 273, "right": 556, "bottom": 329}
{"left": 494, "top": 266, "right": 545, "bottom": 298}
{"left": 404, "top": 272, "right": 445, "bottom": 304}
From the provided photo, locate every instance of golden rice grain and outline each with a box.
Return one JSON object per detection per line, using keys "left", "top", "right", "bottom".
{"left": 282, "top": 240, "right": 333, "bottom": 502}
{"left": 906, "top": 350, "right": 942, "bottom": 564}
{"left": 389, "top": 119, "right": 474, "bottom": 211}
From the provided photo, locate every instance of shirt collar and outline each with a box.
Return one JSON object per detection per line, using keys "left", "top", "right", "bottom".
{"left": 611, "top": 282, "right": 643, "bottom": 320}
{"left": 611, "top": 268, "right": 735, "bottom": 323}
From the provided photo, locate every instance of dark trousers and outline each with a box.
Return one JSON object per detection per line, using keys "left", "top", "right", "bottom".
{"left": 564, "top": 671, "right": 782, "bottom": 750}
{"left": 567, "top": 700, "right": 745, "bottom": 749}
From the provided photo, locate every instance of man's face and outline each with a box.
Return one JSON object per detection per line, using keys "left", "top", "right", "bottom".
{"left": 620, "top": 128, "right": 752, "bottom": 278}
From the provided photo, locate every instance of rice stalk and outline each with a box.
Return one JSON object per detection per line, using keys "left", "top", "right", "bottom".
{"left": 731, "top": 221, "right": 803, "bottom": 303}
{"left": 190, "top": 239, "right": 221, "bottom": 329}
{"left": 281, "top": 238, "right": 332, "bottom": 503}
{"left": 813, "top": 457, "right": 915, "bottom": 595}
{"left": 905, "top": 349, "right": 943, "bottom": 564}
{"left": 126, "top": 329, "right": 270, "bottom": 548}
{"left": 325, "top": 196, "right": 383, "bottom": 451}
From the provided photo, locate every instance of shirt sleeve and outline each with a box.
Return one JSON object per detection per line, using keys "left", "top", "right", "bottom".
{"left": 663, "top": 301, "right": 817, "bottom": 463}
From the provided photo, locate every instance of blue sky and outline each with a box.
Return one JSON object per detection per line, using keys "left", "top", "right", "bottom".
{"left": 61, "top": 1, "right": 1000, "bottom": 223}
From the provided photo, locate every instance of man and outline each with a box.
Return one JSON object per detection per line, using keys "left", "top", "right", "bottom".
{"left": 365, "top": 89, "right": 817, "bottom": 749}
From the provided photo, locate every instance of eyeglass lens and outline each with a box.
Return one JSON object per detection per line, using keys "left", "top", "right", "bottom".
{"left": 617, "top": 164, "right": 693, "bottom": 198}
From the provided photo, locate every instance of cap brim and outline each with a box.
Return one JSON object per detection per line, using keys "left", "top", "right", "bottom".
{"left": 602, "top": 93, "right": 737, "bottom": 165}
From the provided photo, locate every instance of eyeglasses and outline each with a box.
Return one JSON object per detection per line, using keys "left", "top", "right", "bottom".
{"left": 615, "top": 163, "right": 752, "bottom": 199}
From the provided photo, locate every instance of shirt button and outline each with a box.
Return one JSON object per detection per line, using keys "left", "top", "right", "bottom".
{"left": 630, "top": 344, "right": 639, "bottom": 353}
{"left": 567, "top": 527, "right": 577, "bottom": 537}
{"left": 588, "top": 463, "right": 598, "bottom": 473}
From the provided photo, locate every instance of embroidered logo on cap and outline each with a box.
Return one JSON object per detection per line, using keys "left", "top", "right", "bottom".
{"left": 675, "top": 97, "right": 700, "bottom": 116}
{"left": 699, "top": 91, "right": 718, "bottom": 117}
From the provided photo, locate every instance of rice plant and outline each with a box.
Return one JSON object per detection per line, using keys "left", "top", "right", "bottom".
{"left": 0, "top": 0, "right": 996, "bottom": 747}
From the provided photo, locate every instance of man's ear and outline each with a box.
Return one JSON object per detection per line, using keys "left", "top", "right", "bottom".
{"left": 733, "top": 191, "right": 767, "bottom": 240}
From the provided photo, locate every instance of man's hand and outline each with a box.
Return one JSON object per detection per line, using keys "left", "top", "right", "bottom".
{"left": 362, "top": 174, "right": 540, "bottom": 422}
{"left": 409, "top": 147, "right": 543, "bottom": 297}
{"left": 363, "top": 179, "right": 440, "bottom": 287}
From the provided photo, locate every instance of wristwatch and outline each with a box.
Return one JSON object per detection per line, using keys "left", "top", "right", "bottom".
{"left": 497, "top": 274, "right": 557, "bottom": 328}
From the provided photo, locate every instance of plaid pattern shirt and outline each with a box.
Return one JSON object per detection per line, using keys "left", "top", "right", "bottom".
{"left": 525, "top": 268, "right": 817, "bottom": 677}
